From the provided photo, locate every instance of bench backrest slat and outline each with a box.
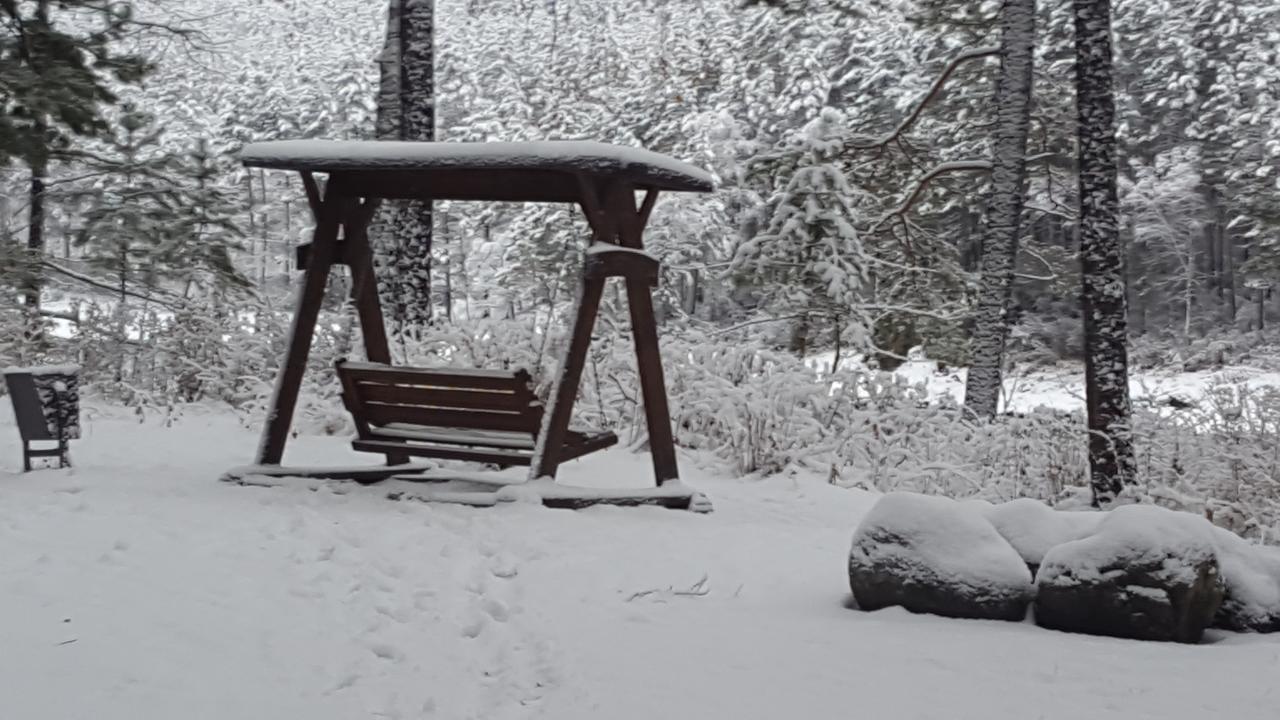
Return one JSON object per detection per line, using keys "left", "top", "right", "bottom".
{"left": 353, "top": 382, "right": 535, "bottom": 413}
{"left": 361, "top": 403, "right": 536, "bottom": 433}
{"left": 336, "top": 360, "right": 543, "bottom": 437}
{"left": 341, "top": 361, "right": 531, "bottom": 391}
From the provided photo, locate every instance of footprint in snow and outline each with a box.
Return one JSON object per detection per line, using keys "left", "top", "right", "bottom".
{"left": 481, "top": 597, "right": 510, "bottom": 623}
{"left": 490, "top": 556, "right": 519, "bottom": 579}
{"left": 369, "top": 642, "right": 404, "bottom": 662}
{"left": 461, "top": 612, "right": 487, "bottom": 639}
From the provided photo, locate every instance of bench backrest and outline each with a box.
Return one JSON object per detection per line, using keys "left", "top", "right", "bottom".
{"left": 4, "top": 373, "right": 55, "bottom": 441}
{"left": 336, "top": 360, "right": 543, "bottom": 435}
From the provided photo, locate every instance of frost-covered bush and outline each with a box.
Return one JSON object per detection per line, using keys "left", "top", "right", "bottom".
{"left": 1, "top": 299, "right": 349, "bottom": 431}
{"left": 8, "top": 304, "right": 1280, "bottom": 540}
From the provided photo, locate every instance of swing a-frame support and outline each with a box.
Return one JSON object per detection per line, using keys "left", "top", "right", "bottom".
{"left": 224, "top": 140, "right": 714, "bottom": 511}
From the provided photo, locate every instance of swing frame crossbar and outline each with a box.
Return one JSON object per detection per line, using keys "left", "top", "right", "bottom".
{"left": 231, "top": 140, "right": 714, "bottom": 511}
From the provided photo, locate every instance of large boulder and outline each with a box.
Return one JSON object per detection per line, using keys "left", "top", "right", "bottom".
{"left": 1035, "top": 504, "right": 1225, "bottom": 643}
{"left": 1211, "top": 526, "right": 1280, "bottom": 633}
{"left": 848, "top": 492, "right": 1034, "bottom": 621}
{"left": 983, "top": 498, "right": 1102, "bottom": 578}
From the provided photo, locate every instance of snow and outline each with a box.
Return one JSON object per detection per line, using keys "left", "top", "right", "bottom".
{"left": 2, "top": 406, "right": 1279, "bottom": 719}
{"left": 585, "top": 243, "right": 656, "bottom": 260}
{"left": 240, "top": 140, "right": 714, "bottom": 192}
{"left": 1039, "top": 504, "right": 1218, "bottom": 586}
{"left": 2, "top": 365, "right": 80, "bottom": 376}
{"left": 1212, "top": 526, "right": 1280, "bottom": 629}
{"left": 810, "top": 353, "right": 1280, "bottom": 414}
{"left": 983, "top": 498, "right": 1103, "bottom": 566}
{"left": 850, "top": 492, "right": 1032, "bottom": 592}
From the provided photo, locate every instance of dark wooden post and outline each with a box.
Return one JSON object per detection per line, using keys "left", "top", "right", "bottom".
{"left": 530, "top": 180, "right": 680, "bottom": 485}
{"left": 608, "top": 185, "right": 679, "bottom": 484}
{"left": 529, "top": 277, "right": 606, "bottom": 480}
{"left": 342, "top": 198, "right": 393, "bottom": 365}
{"left": 255, "top": 184, "right": 347, "bottom": 465}
{"left": 341, "top": 195, "right": 407, "bottom": 466}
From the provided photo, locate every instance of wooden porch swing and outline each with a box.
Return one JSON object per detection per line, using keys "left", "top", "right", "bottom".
{"left": 223, "top": 140, "right": 714, "bottom": 511}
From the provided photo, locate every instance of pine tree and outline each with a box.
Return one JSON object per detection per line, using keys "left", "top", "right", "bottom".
{"left": 1072, "top": 0, "right": 1136, "bottom": 506}
{"left": 370, "top": 0, "right": 435, "bottom": 335}
{"left": 962, "top": 0, "right": 1037, "bottom": 419}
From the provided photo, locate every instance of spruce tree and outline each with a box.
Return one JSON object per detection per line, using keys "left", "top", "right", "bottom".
{"left": 1, "top": 1, "right": 152, "bottom": 309}
{"left": 735, "top": 108, "right": 869, "bottom": 355}
{"left": 169, "top": 140, "right": 250, "bottom": 299}
{"left": 74, "top": 105, "right": 182, "bottom": 303}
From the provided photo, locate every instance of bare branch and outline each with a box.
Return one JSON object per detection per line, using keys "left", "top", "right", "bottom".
{"left": 864, "top": 303, "right": 968, "bottom": 322}
{"left": 1018, "top": 247, "right": 1059, "bottom": 282}
{"left": 41, "top": 261, "right": 180, "bottom": 309}
{"left": 847, "top": 46, "right": 1000, "bottom": 152}
{"left": 713, "top": 313, "right": 813, "bottom": 336}
{"left": 1025, "top": 203, "right": 1074, "bottom": 220}
{"left": 871, "top": 160, "right": 992, "bottom": 232}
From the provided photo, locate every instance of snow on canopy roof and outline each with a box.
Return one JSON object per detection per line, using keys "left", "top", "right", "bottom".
{"left": 240, "top": 140, "right": 714, "bottom": 196}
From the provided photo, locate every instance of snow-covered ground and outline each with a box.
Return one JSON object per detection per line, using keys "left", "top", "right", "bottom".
{"left": 814, "top": 353, "right": 1280, "bottom": 414}
{"left": 2, "top": 407, "right": 1278, "bottom": 719}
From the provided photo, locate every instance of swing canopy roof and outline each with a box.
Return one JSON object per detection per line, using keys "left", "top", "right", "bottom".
{"left": 241, "top": 140, "right": 714, "bottom": 203}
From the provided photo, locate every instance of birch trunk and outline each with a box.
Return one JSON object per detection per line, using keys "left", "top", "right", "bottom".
{"left": 1073, "top": 0, "right": 1136, "bottom": 506}
{"left": 962, "top": 0, "right": 1036, "bottom": 419}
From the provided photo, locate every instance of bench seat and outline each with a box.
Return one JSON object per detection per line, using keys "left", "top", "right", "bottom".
{"left": 336, "top": 359, "right": 617, "bottom": 467}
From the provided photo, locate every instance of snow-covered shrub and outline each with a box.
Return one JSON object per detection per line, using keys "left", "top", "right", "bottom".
{"left": 10, "top": 299, "right": 349, "bottom": 430}
{"left": 9, "top": 302, "right": 1280, "bottom": 541}
{"left": 1130, "top": 378, "right": 1280, "bottom": 540}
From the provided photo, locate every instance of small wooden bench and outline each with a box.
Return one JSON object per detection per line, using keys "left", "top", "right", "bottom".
{"left": 336, "top": 359, "right": 617, "bottom": 467}
{"left": 3, "top": 366, "right": 79, "bottom": 471}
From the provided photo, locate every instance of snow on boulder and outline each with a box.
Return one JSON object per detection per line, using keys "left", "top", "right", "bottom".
{"left": 848, "top": 492, "right": 1034, "bottom": 621}
{"left": 1035, "top": 504, "right": 1225, "bottom": 643}
{"left": 1211, "top": 526, "right": 1280, "bottom": 633}
{"left": 983, "top": 498, "right": 1103, "bottom": 576}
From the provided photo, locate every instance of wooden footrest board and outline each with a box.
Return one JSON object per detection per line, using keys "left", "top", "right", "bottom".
{"left": 221, "top": 462, "right": 438, "bottom": 484}
{"left": 222, "top": 466, "right": 711, "bottom": 512}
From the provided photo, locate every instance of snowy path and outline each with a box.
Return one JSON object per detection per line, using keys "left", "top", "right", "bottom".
{"left": 1, "top": 408, "right": 1278, "bottom": 719}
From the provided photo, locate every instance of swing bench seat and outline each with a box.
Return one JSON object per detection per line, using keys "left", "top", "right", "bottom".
{"left": 336, "top": 359, "right": 617, "bottom": 467}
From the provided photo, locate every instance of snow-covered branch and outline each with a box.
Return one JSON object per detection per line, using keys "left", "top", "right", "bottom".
{"left": 41, "top": 261, "right": 180, "bottom": 309}
{"left": 871, "top": 160, "right": 992, "bottom": 232}
{"left": 847, "top": 46, "right": 1000, "bottom": 152}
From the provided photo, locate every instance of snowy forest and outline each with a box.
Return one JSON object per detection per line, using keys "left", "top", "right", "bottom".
{"left": 7, "top": 1, "right": 1280, "bottom": 715}
{"left": 3, "top": 0, "right": 1280, "bottom": 528}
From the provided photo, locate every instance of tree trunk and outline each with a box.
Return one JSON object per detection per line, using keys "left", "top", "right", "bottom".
{"left": 21, "top": 163, "right": 47, "bottom": 344}
{"left": 685, "top": 268, "right": 700, "bottom": 315}
{"left": 26, "top": 165, "right": 46, "bottom": 298}
{"left": 962, "top": 0, "right": 1037, "bottom": 419}
{"left": 1223, "top": 206, "right": 1236, "bottom": 321}
{"left": 1073, "top": 0, "right": 1136, "bottom": 506}
{"left": 370, "top": 0, "right": 402, "bottom": 320}
{"left": 394, "top": 0, "right": 435, "bottom": 330}
{"left": 443, "top": 258, "right": 453, "bottom": 322}
{"left": 789, "top": 314, "right": 810, "bottom": 357}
